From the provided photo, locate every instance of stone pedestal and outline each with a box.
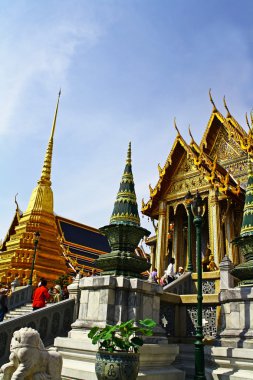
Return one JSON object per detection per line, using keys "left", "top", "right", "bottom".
{"left": 219, "top": 256, "right": 235, "bottom": 290}
{"left": 54, "top": 275, "right": 185, "bottom": 380}
{"left": 219, "top": 287, "right": 253, "bottom": 348}
{"left": 205, "top": 346, "right": 253, "bottom": 380}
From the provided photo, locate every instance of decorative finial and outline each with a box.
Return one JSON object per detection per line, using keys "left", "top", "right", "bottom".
{"left": 188, "top": 125, "right": 194, "bottom": 142}
{"left": 209, "top": 89, "right": 217, "bottom": 112}
{"left": 39, "top": 91, "right": 61, "bottom": 185}
{"left": 174, "top": 117, "right": 181, "bottom": 136}
{"left": 51, "top": 89, "right": 61, "bottom": 140}
{"left": 14, "top": 193, "right": 19, "bottom": 210}
{"left": 250, "top": 110, "right": 253, "bottom": 129}
{"left": 223, "top": 96, "right": 231, "bottom": 117}
{"left": 126, "top": 142, "right": 131, "bottom": 164}
{"left": 246, "top": 113, "right": 251, "bottom": 130}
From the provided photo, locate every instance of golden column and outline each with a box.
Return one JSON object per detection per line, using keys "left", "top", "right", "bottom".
{"left": 156, "top": 200, "right": 168, "bottom": 278}
{"left": 208, "top": 188, "right": 223, "bottom": 264}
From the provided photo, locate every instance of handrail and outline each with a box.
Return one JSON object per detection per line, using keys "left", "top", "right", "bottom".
{"left": 7, "top": 285, "right": 33, "bottom": 310}
{"left": 163, "top": 272, "right": 193, "bottom": 294}
{"left": 0, "top": 298, "right": 75, "bottom": 366}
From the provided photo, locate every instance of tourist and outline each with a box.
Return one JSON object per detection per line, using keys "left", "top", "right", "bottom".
{"left": 52, "top": 285, "right": 62, "bottom": 303}
{"left": 175, "top": 266, "right": 185, "bottom": 278}
{"left": 165, "top": 258, "right": 176, "bottom": 284}
{"left": 91, "top": 269, "right": 99, "bottom": 276}
{"left": 151, "top": 268, "right": 158, "bottom": 284}
{"left": 0, "top": 288, "right": 9, "bottom": 322}
{"left": 32, "top": 279, "right": 50, "bottom": 310}
{"left": 61, "top": 285, "right": 69, "bottom": 300}
{"left": 37, "top": 277, "right": 45, "bottom": 287}
{"left": 160, "top": 274, "right": 168, "bottom": 286}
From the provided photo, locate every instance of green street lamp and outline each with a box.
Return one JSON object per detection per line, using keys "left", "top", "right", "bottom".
{"left": 185, "top": 191, "right": 194, "bottom": 272}
{"left": 28, "top": 231, "right": 40, "bottom": 286}
{"left": 191, "top": 191, "right": 206, "bottom": 380}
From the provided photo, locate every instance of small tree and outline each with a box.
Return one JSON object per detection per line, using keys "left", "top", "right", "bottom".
{"left": 54, "top": 274, "right": 70, "bottom": 287}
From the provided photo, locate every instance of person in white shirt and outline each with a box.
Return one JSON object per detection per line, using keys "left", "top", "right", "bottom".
{"left": 165, "top": 258, "right": 175, "bottom": 284}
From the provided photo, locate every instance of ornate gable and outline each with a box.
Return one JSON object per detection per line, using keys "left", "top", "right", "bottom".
{"left": 166, "top": 154, "right": 206, "bottom": 202}
{"left": 210, "top": 125, "right": 246, "bottom": 164}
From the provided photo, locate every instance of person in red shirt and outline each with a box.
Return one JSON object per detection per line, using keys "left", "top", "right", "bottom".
{"left": 32, "top": 279, "right": 50, "bottom": 310}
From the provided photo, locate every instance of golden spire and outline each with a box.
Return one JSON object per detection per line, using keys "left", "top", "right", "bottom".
{"left": 25, "top": 91, "right": 61, "bottom": 214}
{"left": 39, "top": 90, "right": 61, "bottom": 186}
{"left": 209, "top": 89, "right": 217, "bottom": 112}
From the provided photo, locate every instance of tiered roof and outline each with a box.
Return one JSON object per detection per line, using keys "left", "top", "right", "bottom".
{"left": 142, "top": 92, "right": 250, "bottom": 218}
{"left": 56, "top": 216, "right": 110, "bottom": 274}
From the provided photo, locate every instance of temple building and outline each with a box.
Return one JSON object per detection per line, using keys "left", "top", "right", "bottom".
{"left": 0, "top": 93, "right": 110, "bottom": 286}
{"left": 142, "top": 92, "right": 252, "bottom": 278}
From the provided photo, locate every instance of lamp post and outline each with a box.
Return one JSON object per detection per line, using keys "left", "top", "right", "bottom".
{"left": 185, "top": 191, "right": 194, "bottom": 272}
{"left": 28, "top": 231, "right": 40, "bottom": 286}
{"left": 191, "top": 191, "right": 206, "bottom": 380}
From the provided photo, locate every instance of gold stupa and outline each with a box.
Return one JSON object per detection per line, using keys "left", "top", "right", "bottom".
{"left": 0, "top": 91, "right": 66, "bottom": 286}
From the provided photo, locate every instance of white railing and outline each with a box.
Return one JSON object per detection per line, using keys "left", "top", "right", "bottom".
{"left": 0, "top": 299, "right": 75, "bottom": 366}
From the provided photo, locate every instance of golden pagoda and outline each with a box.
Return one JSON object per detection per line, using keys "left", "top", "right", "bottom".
{"left": 0, "top": 92, "right": 111, "bottom": 286}
{"left": 0, "top": 91, "right": 66, "bottom": 286}
{"left": 142, "top": 92, "right": 253, "bottom": 279}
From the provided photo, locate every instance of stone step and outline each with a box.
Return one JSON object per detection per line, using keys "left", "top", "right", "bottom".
{"left": 4, "top": 303, "right": 33, "bottom": 320}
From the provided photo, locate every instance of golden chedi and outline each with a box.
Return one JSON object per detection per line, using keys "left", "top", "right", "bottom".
{"left": 0, "top": 92, "right": 66, "bottom": 286}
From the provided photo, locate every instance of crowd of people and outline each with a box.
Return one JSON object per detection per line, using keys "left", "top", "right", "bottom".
{"left": 149, "top": 258, "right": 186, "bottom": 287}
{"left": 0, "top": 267, "right": 101, "bottom": 319}
{"left": 32, "top": 278, "right": 70, "bottom": 311}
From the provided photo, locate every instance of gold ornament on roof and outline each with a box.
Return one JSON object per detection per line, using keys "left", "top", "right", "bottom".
{"left": 209, "top": 89, "right": 217, "bottom": 112}
{"left": 223, "top": 96, "right": 231, "bottom": 118}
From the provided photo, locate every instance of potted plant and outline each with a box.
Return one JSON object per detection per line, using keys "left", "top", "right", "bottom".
{"left": 88, "top": 318, "right": 156, "bottom": 380}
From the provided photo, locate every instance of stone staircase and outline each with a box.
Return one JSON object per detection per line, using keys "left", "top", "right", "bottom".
{"left": 4, "top": 303, "right": 33, "bottom": 320}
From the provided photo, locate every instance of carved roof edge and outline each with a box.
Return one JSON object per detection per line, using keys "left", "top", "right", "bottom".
{"left": 142, "top": 132, "right": 192, "bottom": 214}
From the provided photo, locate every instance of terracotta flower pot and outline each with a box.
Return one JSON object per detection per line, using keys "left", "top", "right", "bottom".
{"left": 95, "top": 351, "right": 139, "bottom": 380}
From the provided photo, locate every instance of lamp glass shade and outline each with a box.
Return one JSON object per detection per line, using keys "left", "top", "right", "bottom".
{"left": 34, "top": 231, "right": 40, "bottom": 242}
{"left": 184, "top": 190, "right": 193, "bottom": 205}
{"left": 191, "top": 191, "right": 205, "bottom": 217}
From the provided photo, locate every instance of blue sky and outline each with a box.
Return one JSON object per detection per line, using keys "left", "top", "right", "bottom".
{"left": 0, "top": 0, "right": 253, "bottom": 240}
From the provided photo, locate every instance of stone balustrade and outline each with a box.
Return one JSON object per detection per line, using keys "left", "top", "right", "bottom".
{"left": 163, "top": 272, "right": 193, "bottom": 294}
{"left": 160, "top": 290, "right": 220, "bottom": 341}
{"left": 0, "top": 298, "right": 74, "bottom": 366}
{"left": 7, "top": 285, "right": 33, "bottom": 310}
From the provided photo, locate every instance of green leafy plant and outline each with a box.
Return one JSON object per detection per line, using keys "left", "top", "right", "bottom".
{"left": 54, "top": 274, "right": 70, "bottom": 287}
{"left": 88, "top": 319, "right": 156, "bottom": 353}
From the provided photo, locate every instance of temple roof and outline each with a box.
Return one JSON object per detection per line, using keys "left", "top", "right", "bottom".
{"left": 200, "top": 91, "right": 247, "bottom": 157}
{"left": 142, "top": 97, "right": 247, "bottom": 217}
{"left": 56, "top": 215, "right": 110, "bottom": 273}
{"left": 110, "top": 142, "right": 140, "bottom": 226}
{"left": 0, "top": 202, "right": 22, "bottom": 251}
